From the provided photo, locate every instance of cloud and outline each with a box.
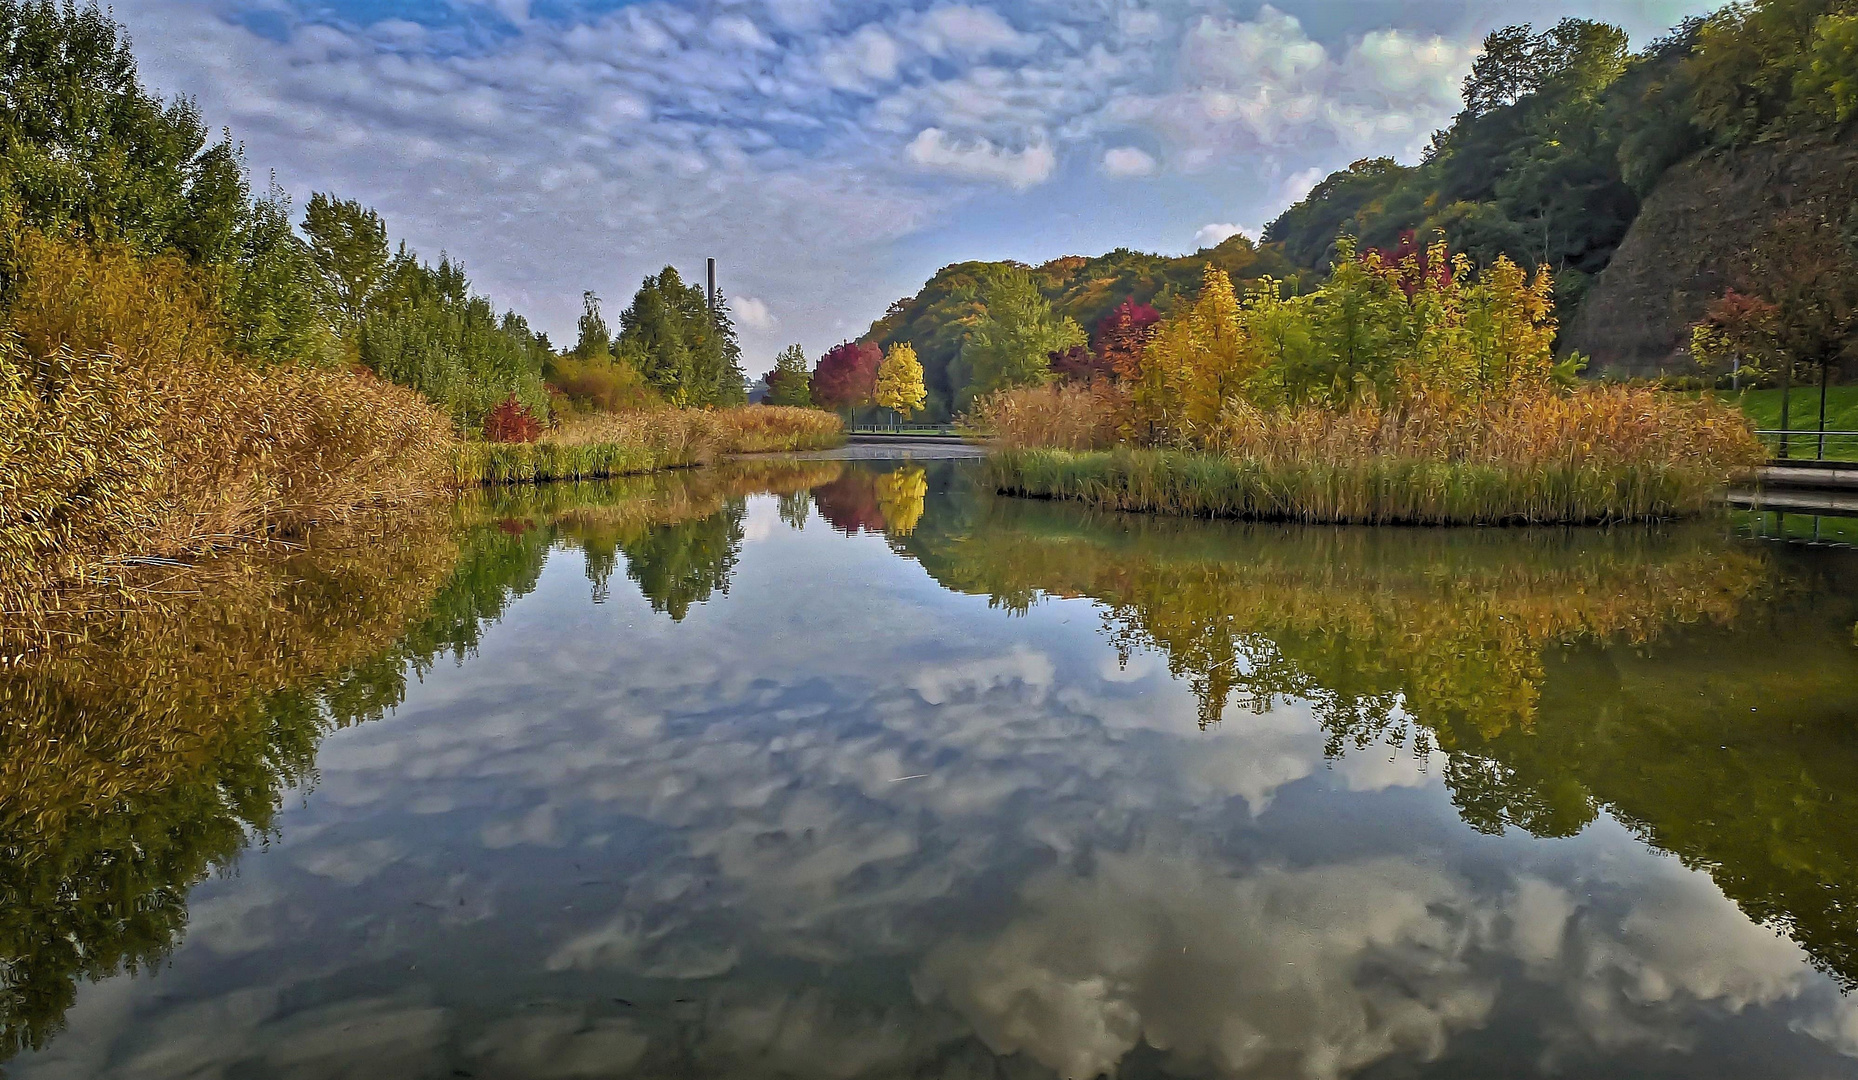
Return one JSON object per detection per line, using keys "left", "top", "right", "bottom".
{"left": 903, "top": 127, "right": 1056, "bottom": 188}
{"left": 1192, "top": 222, "right": 1242, "bottom": 248}
{"left": 99, "top": 0, "right": 1495, "bottom": 365}
{"left": 907, "top": 6, "right": 1036, "bottom": 58}
{"left": 1106, "top": 5, "right": 1474, "bottom": 170}
{"left": 1101, "top": 145, "right": 1157, "bottom": 177}
{"left": 733, "top": 296, "right": 778, "bottom": 331}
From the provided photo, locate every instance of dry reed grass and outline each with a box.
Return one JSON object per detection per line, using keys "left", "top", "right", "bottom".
{"left": 977, "top": 381, "right": 1763, "bottom": 524}
{"left": 1, "top": 231, "right": 456, "bottom": 640}
{"left": 456, "top": 405, "right": 844, "bottom": 485}
{"left": 969, "top": 380, "right": 1126, "bottom": 451}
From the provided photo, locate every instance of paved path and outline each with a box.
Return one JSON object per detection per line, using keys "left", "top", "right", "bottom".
{"left": 740, "top": 439, "right": 988, "bottom": 461}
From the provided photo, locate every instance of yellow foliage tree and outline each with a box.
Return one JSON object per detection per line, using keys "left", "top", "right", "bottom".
{"left": 874, "top": 342, "right": 928, "bottom": 421}
{"left": 1132, "top": 265, "right": 1259, "bottom": 445}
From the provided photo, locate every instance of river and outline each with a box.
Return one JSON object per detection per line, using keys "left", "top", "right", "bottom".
{"left": 5, "top": 452, "right": 1858, "bottom": 1079}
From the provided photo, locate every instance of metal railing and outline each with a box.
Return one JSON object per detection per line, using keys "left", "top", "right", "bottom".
{"left": 848, "top": 423, "right": 963, "bottom": 437}
{"left": 1756, "top": 430, "right": 1858, "bottom": 463}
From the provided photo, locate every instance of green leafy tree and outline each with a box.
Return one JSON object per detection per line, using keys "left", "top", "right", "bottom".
{"left": 572, "top": 290, "right": 613, "bottom": 359}
{"left": 357, "top": 252, "right": 549, "bottom": 430}
{"left": 615, "top": 266, "right": 745, "bottom": 407}
{"left": 764, "top": 343, "right": 813, "bottom": 407}
{"left": 302, "top": 192, "right": 389, "bottom": 337}
{"left": 956, "top": 270, "right": 1084, "bottom": 407}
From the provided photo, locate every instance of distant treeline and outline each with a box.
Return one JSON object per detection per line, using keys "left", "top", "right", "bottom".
{"left": 860, "top": 0, "right": 1857, "bottom": 420}
{"left": 1263, "top": 0, "right": 1856, "bottom": 323}
{"left": 0, "top": 0, "right": 746, "bottom": 433}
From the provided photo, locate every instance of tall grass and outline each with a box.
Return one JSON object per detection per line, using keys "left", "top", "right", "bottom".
{"left": 1, "top": 230, "right": 456, "bottom": 630}
{"left": 712, "top": 405, "right": 847, "bottom": 453}
{"left": 978, "top": 383, "right": 1763, "bottom": 524}
{"left": 455, "top": 405, "right": 845, "bottom": 485}
{"left": 970, "top": 379, "right": 1125, "bottom": 451}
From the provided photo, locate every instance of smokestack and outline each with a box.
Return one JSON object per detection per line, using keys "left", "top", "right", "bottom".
{"left": 706, "top": 257, "right": 716, "bottom": 314}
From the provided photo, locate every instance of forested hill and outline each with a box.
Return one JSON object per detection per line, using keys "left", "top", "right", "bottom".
{"left": 1262, "top": 0, "right": 1858, "bottom": 373}
{"left": 858, "top": 234, "right": 1294, "bottom": 421}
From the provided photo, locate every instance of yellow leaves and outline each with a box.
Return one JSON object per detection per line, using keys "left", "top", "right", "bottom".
{"left": 873, "top": 466, "right": 927, "bottom": 536}
{"left": 874, "top": 342, "right": 928, "bottom": 419}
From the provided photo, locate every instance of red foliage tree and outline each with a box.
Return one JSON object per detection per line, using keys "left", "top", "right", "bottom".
{"left": 1094, "top": 299, "right": 1162, "bottom": 381}
{"left": 1365, "top": 230, "right": 1453, "bottom": 298}
{"left": 484, "top": 395, "right": 542, "bottom": 443}
{"left": 810, "top": 341, "right": 882, "bottom": 410}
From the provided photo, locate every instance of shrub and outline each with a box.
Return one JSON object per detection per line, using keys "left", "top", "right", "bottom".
{"left": 483, "top": 395, "right": 542, "bottom": 443}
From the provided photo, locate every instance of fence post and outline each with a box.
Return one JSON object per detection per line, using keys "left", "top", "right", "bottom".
{"left": 1779, "top": 359, "right": 1793, "bottom": 460}
{"left": 1818, "top": 361, "right": 1830, "bottom": 461}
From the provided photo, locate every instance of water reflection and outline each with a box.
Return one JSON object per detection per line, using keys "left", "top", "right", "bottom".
{"left": 0, "top": 461, "right": 847, "bottom": 1060}
{"left": 904, "top": 495, "right": 1858, "bottom": 989}
{"left": 4, "top": 459, "right": 1858, "bottom": 1079}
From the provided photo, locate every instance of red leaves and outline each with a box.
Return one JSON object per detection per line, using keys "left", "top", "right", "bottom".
{"left": 1095, "top": 299, "right": 1162, "bottom": 381}
{"left": 811, "top": 341, "right": 882, "bottom": 409}
{"left": 1364, "top": 230, "right": 1453, "bottom": 298}
{"left": 484, "top": 395, "right": 542, "bottom": 443}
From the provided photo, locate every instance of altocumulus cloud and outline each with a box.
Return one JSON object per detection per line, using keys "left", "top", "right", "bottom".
{"left": 104, "top": 0, "right": 1678, "bottom": 359}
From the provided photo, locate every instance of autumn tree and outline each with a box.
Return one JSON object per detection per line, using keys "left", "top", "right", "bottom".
{"left": 762, "top": 344, "right": 813, "bottom": 407}
{"left": 811, "top": 341, "right": 881, "bottom": 417}
{"left": 1095, "top": 298, "right": 1162, "bottom": 380}
{"left": 874, "top": 342, "right": 927, "bottom": 421}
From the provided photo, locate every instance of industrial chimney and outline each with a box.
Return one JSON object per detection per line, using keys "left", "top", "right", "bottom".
{"left": 706, "top": 258, "right": 716, "bottom": 314}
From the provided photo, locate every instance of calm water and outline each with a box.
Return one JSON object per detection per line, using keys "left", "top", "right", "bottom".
{"left": 7, "top": 453, "right": 1858, "bottom": 1079}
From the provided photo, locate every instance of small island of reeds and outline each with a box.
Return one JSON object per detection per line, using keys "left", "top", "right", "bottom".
{"left": 972, "top": 243, "right": 1764, "bottom": 525}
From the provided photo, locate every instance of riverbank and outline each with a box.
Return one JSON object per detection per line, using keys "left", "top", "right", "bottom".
{"left": 453, "top": 407, "right": 845, "bottom": 485}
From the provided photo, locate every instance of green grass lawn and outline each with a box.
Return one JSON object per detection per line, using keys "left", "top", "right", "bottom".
{"left": 1718, "top": 386, "right": 1858, "bottom": 460}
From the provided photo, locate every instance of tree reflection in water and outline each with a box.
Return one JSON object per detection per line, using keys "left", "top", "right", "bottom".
{"left": 905, "top": 495, "right": 1858, "bottom": 988}
{"left": 0, "top": 460, "right": 843, "bottom": 1061}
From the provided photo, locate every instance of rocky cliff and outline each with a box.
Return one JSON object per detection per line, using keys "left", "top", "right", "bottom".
{"left": 1565, "top": 128, "right": 1858, "bottom": 377}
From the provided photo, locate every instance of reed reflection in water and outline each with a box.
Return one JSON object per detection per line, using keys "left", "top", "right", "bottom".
{"left": 5, "top": 458, "right": 1858, "bottom": 1080}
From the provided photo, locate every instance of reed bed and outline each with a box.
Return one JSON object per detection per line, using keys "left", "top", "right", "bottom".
{"left": 978, "top": 383, "right": 1763, "bottom": 525}
{"left": 455, "top": 405, "right": 844, "bottom": 485}
{"left": 1, "top": 231, "right": 456, "bottom": 635}
{"left": 712, "top": 405, "right": 847, "bottom": 454}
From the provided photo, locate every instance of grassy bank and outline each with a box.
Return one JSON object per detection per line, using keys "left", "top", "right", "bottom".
{"left": 453, "top": 406, "right": 845, "bottom": 485}
{"left": 1726, "top": 386, "right": 1858, "bottom": 431}
{"left": 987, "top": 447, "right": 1746, "bottom": 525}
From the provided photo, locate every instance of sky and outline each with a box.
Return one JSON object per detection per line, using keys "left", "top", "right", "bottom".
{"left": 116, "top": 0, "right": 1715, "bottom": 364}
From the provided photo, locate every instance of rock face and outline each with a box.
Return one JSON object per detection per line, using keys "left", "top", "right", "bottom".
{"left": 1564, "top": 129, "right": 1858, "bottom": 377}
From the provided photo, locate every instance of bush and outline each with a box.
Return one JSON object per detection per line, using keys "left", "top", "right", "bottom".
{"left": 483, "top": 395, "right": 542, "bottom": 443}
